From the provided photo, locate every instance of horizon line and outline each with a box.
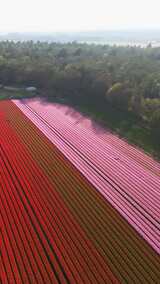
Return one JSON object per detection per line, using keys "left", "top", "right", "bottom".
{"left": 0, "top": 28, "right": 160, "bottom": 35}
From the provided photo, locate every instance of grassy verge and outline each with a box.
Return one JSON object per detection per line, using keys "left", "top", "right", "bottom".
{"left": 0, "top": 90, "right": 36, "bottom": 101}
{"left": 1, "top": 90, "right": 159, "bottom": 160}
{"left": 79, "top": 104, "right": 160, "bottom": 159}
{"left": 48, "top": 96, "right": 160, "bottom": 160}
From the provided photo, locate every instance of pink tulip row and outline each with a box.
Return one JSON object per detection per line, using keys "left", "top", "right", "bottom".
{"left": 14, "top": 99, "right": 160, "bottom": 255}
{"left": 1, "top": 101, "right": 118, "bottom": 283}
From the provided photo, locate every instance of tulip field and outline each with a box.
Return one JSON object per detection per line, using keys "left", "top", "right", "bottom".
{"left": 1, "top": 99, "right": 160, "bottom": 283}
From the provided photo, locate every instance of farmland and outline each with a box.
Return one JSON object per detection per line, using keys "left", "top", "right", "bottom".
{"left": 0, "top": 41, "right": 160, "bottom": 157}
{"left": 1, "top": 99, "right": 160, "bottom": 283}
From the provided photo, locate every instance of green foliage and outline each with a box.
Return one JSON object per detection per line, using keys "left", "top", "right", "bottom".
{"left": 0, "top": 41, "right": 159, "bottom": 157}
{"left": 106, "top": 82, "right": 133, "bottom": 111}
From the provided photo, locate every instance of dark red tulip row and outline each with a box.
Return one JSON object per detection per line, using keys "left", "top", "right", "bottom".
{"left": 14, "top": 99, "right": 160, "bottom": 254}
{"left": 1, "top": 100, "right": 160, "bottom": 284}
{"left": 1, "top": 102, "right": 120, "bottom": 283}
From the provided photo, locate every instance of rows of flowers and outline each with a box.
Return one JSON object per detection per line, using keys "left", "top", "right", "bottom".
{"left": 14, "top": 99, "right": 160, "bottom": 254}
{"left": 1, "top": 100, "right": 160, "bottom": 283}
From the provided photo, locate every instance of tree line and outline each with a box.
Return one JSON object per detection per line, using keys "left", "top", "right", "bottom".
{"left": 0, "top": 41, "right": 160, "bottom": 155}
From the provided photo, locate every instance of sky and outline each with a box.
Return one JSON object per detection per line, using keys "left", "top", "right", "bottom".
{"left": 0, "top": 0, "right": 160, "bottom": 33}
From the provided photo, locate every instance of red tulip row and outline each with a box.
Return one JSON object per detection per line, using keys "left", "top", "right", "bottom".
{"left": 1, "top": 100, "right": 160, "bottom": 283}
{"left": 14, "top": 99, "right": 160, "bottom": 254}
{"left": 1, "top": 101, "right": 119, "bottom": 283}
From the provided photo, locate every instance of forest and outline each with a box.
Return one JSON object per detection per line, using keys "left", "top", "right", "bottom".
{"left": 0, "top": 41, "right": 160, "bottom": 157}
